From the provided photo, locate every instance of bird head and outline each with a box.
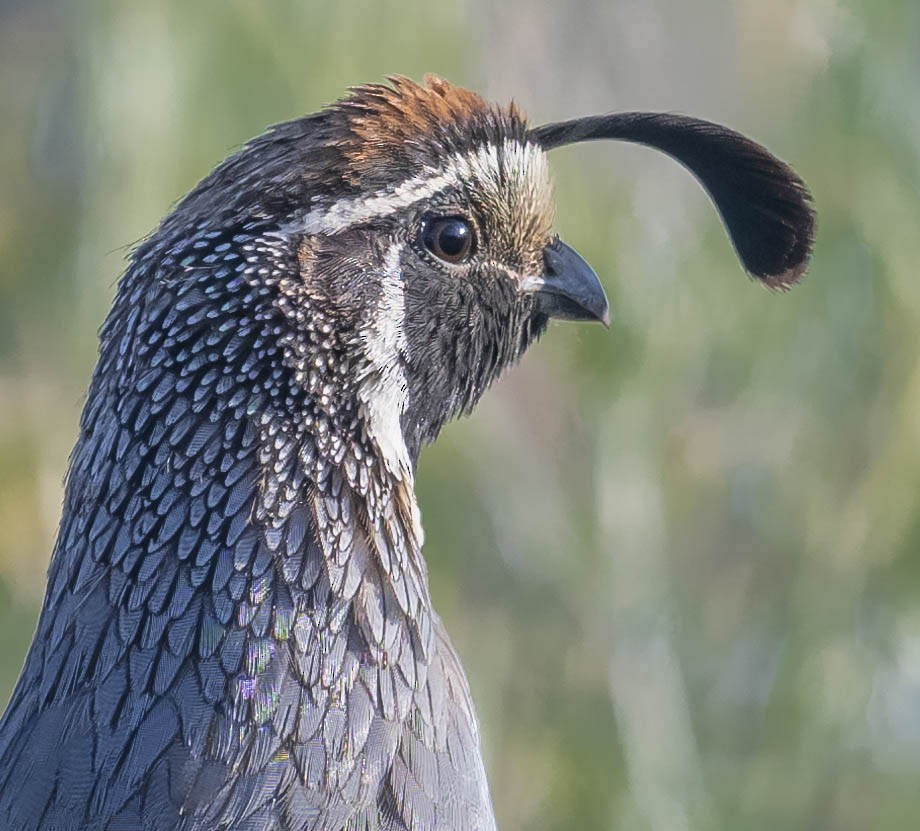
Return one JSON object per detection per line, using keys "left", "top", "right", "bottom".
{"left": 133, "top": 75, "right": 814, "bottom": 480}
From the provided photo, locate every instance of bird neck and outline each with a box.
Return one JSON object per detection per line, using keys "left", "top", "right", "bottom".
{"left": 74, "top": 222, "right": 436, "bottom": 671}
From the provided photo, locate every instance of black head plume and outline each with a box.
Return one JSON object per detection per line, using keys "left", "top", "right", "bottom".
{"left": 531, "top": 112, "right": 815, "bottom": 288}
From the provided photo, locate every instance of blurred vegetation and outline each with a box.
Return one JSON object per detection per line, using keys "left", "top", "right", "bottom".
{"left": 2, "top": 0, "right": 919, "bottom": 828}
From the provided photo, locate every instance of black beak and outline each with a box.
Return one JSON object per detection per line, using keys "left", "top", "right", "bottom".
{"left": 531, "top": 239, "right": 610, "bottom": 327}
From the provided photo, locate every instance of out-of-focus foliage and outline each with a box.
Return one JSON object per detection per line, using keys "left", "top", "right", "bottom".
{"left": 2, "top": 1, "right": 918, "bottom": 828}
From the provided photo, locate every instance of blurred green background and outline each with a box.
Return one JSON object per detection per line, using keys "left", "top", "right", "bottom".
{"left": 2, "top": 0, "right": 919, "bottom": 828}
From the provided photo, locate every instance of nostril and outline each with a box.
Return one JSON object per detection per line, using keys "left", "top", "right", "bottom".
{"left": 542, "top": 238, "right": 563, "bottom": 276}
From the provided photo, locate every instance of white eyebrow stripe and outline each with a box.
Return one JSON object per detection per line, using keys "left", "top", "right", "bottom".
{"left": 284, "top": 139, "right": 547, "bottom": 235}
{"left": 292, "top": 169, "right": 457, "bottom": 235}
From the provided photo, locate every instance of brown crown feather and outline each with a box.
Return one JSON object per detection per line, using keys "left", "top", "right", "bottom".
{"left": 332, "top": 75, "right": 529, "bottom": 184}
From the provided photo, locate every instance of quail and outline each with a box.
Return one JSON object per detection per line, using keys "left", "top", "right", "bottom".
{"left": 0, "top": 76, "right": 814, "bottom": 830}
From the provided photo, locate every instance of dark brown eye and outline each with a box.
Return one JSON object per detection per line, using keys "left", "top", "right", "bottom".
{"left": 422, "top": 216, "right": 475, "bottom": 264}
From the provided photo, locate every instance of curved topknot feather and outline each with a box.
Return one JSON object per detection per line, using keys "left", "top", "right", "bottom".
{"left": 532, "top": 112, "right": 816, "bottom": 287}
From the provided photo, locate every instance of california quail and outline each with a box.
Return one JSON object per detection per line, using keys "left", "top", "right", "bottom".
{"left": 0, "top": 76, "right": 814, "bottom": 830}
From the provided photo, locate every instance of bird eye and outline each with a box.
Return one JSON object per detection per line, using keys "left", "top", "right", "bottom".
{"left": 421, "top": 216, "right": 475, "bottom": 264}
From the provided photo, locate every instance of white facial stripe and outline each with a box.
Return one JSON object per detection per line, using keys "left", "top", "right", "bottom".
{"left": 450, "top": 140, "right": 549, "bottom": 190}
{"left": 287, "top": 139, "right": 550, "bottom": 235}
{"left": 451, "top": 139, "right": 554, "bottom": 223}
{"left": 356, "top": 243, "right": 412, "bottom": 480}
{"left": 295, "top": 171, "right": 455, "bottom": 235}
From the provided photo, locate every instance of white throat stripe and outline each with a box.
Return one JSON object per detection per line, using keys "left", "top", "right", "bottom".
{"left": 356, "top": 243, "right": 411, "bottom": 480}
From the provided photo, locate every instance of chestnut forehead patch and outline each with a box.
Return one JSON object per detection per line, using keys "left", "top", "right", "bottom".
{"left": 336, "top": 75, "right": 525, "bottom": 174}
